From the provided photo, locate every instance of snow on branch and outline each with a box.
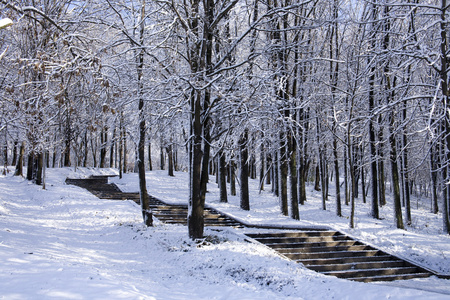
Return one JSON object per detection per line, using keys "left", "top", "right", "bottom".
{"left": 0, "top": 0, "right": 64, "bottom": 32}
{"left": 0, "top": 18, "right": 13, "bottom": 29}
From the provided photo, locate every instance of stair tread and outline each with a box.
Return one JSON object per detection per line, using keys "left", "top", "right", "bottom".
{"left": 347, "top": 272, "right": 431, "bottom": 282}
{"left": 323, "top": 266, "right": 418, "bottom": 274}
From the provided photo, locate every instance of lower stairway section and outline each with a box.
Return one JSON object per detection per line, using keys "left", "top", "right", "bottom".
{"left": 66, "top": 176, "right": 436, "bottom": 283}
{"left": 245, "top": 230, "right": 433, "bottom": 282}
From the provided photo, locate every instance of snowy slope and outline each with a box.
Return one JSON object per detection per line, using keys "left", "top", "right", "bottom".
{"left": 0, "top": 167, "right": 449, "bottom": 299}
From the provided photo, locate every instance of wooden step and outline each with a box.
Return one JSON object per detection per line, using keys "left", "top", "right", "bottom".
{"left": 298, "top": 255, "right": 396, "bottom": 266}
{"left": 323, "top": 266, "right": 422, "bottom": 279}
{"left": 265, "top": 240, "right": 360, "bottom": 249}
{"left": 246, "top": 230, "right": 341, "bottom": 239}
{"left": 307, "top": 260, "right": 408, "bottom": 272}
{"left": 349, "top": 272, "right": 432, "bottom": 282}
{"left": 282, "top": 250, "right": 382, "bottom": 260}
{"left": 151, "top": 206, "right": 188, "bottom": 211}
{"left": 275, "top": 244, "right": 371, "bottom": 253}
{"left": 250, "top": 235, "right": 352, "bottom": 244}
{"left": 266, "top": 240, "right": 358, "bottom": 248}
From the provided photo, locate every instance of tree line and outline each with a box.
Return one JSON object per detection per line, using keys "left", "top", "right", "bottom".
{"left": 0, "top": 0, "right": 449, "bottom": 238}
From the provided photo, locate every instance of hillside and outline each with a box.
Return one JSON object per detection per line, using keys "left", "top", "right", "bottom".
{"left": 0, "top": 167, "right": 449, "bottom": 299}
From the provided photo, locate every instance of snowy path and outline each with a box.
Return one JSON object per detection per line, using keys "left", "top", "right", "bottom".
{"left": 0, "top": 168, "right": 449, "bottom": 299}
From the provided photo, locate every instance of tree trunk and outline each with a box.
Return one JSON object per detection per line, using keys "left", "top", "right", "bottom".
{"left": 368, "top": 0, "right": 379, "bottom": 219}
{"left": 431, "top": 146, "right": 439, "bottom": 214}
{"left": 316, "top": 116, "right": 327, "bottom": 210}
{"left": 188, "top": 90, "right": 204, "bottom": 239}
{"left": 100, "top": 127, "right": 107, "bottom": 168}
{"left": 230, "top": 159, "right": 236, "bottom": 196}
{"left": 273, "top": 151, "right": 279, "bottom": 196}
{"left": 279, "top": 134, "right": 289, "bottom": 216}
{"left": 199, "top": 117, "right": 211, "bottom": 212}
{"left": 64, "top": 121, "right": 71, "bottom": 167}
{"left": 343, "top": 149, "right": 349, "bottom": 206}
{"left": 289, "top": 135, "right": 299, "bottom": 220}
{"left": 369, "top": 106, "right": 379, "bottom": 218}
{"left": 167, "top": 144, "right": 174, "bottom": 176}
{"left": 91, "top": 131, "right": 97, "bottom": 168}
{"left": 389, "top": 112, "right": 404, "bottom": 229}
{"left": 266, "top": 152, "right": 271, "bottom": 185}
{"left": 27, "top": 153, "right": 33, "bottom": 181}
{"left": 361, "top": 164, "right": 367, "bottom": 204}
{"left": 12, "top": 141, "right": 18, "bottom": 167}
{"left": 83, "top": 130, "right": 88, "bottom": 168}
{"left": 110, "top": 128, "right": 115, "bottom": 168}
{"left": 402, "top": 115, "right": 412, "bottom": 224}
{"left": 259, "top": 143, "right": 265, "bottom": 191}
{"left": 137, "top": 0, "right": 152, "bottom": 227}
{"left": 239, "top": 130, "right": 250, "bottom": 211}
{"left": 148, "top": 143, "right": 153, "bottom": 171}
{"left": 34, "top": 152, "right": 43, "bottom": 186}
{"left": 219, "top": 150, "right": 228, "bottom": 203}
{"left": 298, "top": 124, "right": 307, "bottom": 206}
{"left": 377, "top": 123, "right": 386, "bottom": 206}
{"left": 439, "top": 0, "right": 450, "bottom": 234}
{"left": 333, "top": 137, "right": 342, "bottom": 217}
{"left": 119, "top": 120, "right": 123, "bottom": 179}
{"left": 250, "top": 154, "right": 256, "bottom": 179}
{"left": 314, "top": 163, "right": 320, "bottom": 192}
{"left": 123, "top": 128, "right": 127, "bottom": 173}
{"left": 348, "top": 134, "right": 356, "bottom": 228}
{"left": 160, "top": 145, "right": 165, "bottom": 170}
{"left": 14, "top": 142, "right": 24, "bottom": 177}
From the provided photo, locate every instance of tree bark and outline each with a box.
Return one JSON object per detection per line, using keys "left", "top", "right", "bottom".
{"left": 402, "top": 103, "right": 412, "bottom": 225}
{"left": 368, "top": 0, "right": 379, "bottom": 219}
{"left": 230, "top": 159, "right": 236, "bottom": 196}
{"left": 440, "top": 0, "right": 450, "bottom": 234}
{"left": 119, "top": 116, "right": 124, "bottom": 179}
{"left": 188, "top": 89, "right": 204, "bottom": 239}
{"left": 12, "top": 141, "right": 18, "bottom": 167}
{"left": 289, "top": 135, "right": 299, "bottom": 220}
{"left": 27, "top": 153, "right": 33, "bottom": 181}
{"left": 148, "top": 143, "right": 152, "bottom": 171}
{"left": 333, "top": 137, "right": 342, "bottom": 217}
{"left": 279, "top": 134, "right": 289, "bottom": 216}
{"left": 219, "top": 150, "right": 228, "bottom": 203}
{"left": 389, "top": 111, "right": 404, "bottom": 229}
{"left": 14, "top": 142, "right": 24, "bottom": 176}
{"left": 137, "top": 0, "right": 152, "bottom": 227}
{"left": 167, "top": 144, "right": 174, "bottom": 176}
{"left": 160, "top": 146, "right": 165, "bottom": 170}
{"left": 239, "top": 130, "right": 250, "bottom": 211}
{"left": 110, "top": 128, "right": 115, "bottom": 168}
{"left": 100, "top": 127, "right": 107, "bottom": 168}
{"left": 259, "top": 143, "right": 265, "bottom": 191}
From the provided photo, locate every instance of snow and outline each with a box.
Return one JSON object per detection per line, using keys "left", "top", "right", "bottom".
{"left": 0, "top": 167, "right": 449, "bottom": 299}
{"left": 0, "top": 18, "right": 13, "bottom": 30}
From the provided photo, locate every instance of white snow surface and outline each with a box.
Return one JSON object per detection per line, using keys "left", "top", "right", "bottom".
{"left": 0, "top": 167, "right": 449, "bottom": 299}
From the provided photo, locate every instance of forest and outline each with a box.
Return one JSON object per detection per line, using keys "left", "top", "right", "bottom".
{"left": 1, "top": 0, "right": 450, "bottom": 239}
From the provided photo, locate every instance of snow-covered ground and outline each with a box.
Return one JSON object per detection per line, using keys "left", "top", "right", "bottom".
{"left": 0, "top": 167, "right": 449, "bottom": 299}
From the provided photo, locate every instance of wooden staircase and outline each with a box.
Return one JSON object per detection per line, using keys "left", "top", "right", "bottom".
{"left": 245, "top": 229, "right": 433, "bottom": 282}
{"left": 65, "top": 176, "right": 242, "bottom": 227}
{"left": 66, "top": 176, "right": 437, "bottom": 282}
